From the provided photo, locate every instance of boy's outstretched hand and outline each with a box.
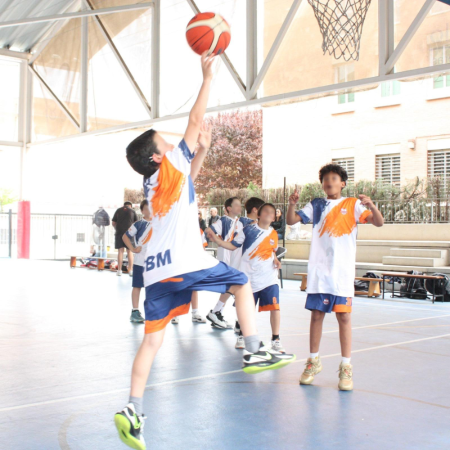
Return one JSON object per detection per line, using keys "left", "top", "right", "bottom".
{"left": 201, "top": 51, "right": 215, "bottom": 81}
{"left": 359, "top": 194, "right": 375, "bottom": 210}
{"left": 197, "top": 122, "right": 212, "bottom": 151}
{"left": 288, "top": 189, "right": 299, "bottom": 205}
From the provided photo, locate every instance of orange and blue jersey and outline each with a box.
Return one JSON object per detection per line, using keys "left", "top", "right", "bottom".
{"left": 125, "top": 219, "right": 152, "bottom": 266}
{"left": 231, "top": 223, "right": 279, "bottom": 293}
{"left": 297, "top": 197, "right": 371, "bottom": 298}
{"left": 210, "top": 215, "right": 242, "bottom": 268}
{"left": 142, "top": 140, "right": 217, "bottom": 287}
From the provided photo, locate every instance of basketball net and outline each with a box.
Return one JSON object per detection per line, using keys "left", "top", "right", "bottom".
{"left": 308, "top": 0, "right": 372, "bottom": 61}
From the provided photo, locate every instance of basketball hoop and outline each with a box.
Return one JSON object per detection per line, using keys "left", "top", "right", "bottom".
{"left": 308, "top": 0, "right": 373, "bottom": 61}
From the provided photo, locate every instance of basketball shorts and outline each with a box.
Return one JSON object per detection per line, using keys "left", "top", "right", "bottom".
{"left": 253, "top": 284, "right": 280, "bottom": 312}
{"left": 132, "top": 265, "right": 144, "bottom": 288}
{"left": 305, "top": 293, "right": 352, "bottom": 313}
{"left": 114, "top": 234, "right": 127, "bottom": 250}
{"left": 144, "top": 262, "right": 248, "bottom": 334}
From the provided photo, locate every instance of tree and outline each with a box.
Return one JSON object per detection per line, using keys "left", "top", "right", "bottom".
{"left": 0, "top": 188, "right": 17, "bottom": 212}
{"left": 196, "top": 110, "right": 262, "bottom": 202}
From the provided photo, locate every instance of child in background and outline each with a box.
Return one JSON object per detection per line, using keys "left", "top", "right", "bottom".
{"left": 208, "top": 203, "right": 286, "bottom": 353}
{"left": 122, "top": 199, "right": 152, "bottom": 324}
{"left": 286, "top": 163, "right": 384, "bottom": 391}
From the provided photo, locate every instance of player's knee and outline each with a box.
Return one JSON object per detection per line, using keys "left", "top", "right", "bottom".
{"left": 142, "top": 333, "right": 164, "bottom": 350}
{"left": 311, "top": 310, "right": 325, "bottom": 322}
{"left": 336, "top": 312, "right": 351, "bottom": 324}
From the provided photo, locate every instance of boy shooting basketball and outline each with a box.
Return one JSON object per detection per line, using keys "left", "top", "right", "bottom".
{"left": 286, "top": 164, "right": 383, "bottom": 390}
{"left": 114, "top": 53, "right": 295, "bottom": 450}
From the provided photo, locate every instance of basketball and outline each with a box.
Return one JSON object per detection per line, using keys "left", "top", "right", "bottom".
{"left": 186, "top": 12, "right": 231, "bottom": 56}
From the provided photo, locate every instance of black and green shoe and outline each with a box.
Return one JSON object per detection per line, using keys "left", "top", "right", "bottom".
{"left": 114, "top": 403, "right": 147, "bottom": 450}
{"left": 242, "top": 342, "right": 296, "bottom": 374}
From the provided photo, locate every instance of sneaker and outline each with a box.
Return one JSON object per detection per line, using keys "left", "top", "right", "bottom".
{"left": 299, "top": 356, "right": 323, "bottom": 385}
{"left": 235, "top": 335, "right": 245, "bottom": 349}
{"left": 130, "top": 310, "right": 145, "bottom": 323}
{"left": 116, "top": 270, "right": 122, "bottom": 277}
{"left": 338, "top": 362, "right": 354, "bottom": 391}
{"left": 242, "top": 342, "right": 296, "bottom": 374}
{"left": 192, "top": 313, "right": 206, "bottom": 323}
{"left": 114, "top": 403, "right": 146, "bottom": 450}
{"left": 206, "top": 310, "right": 228, "bottom": 329}
{"left": 234, "top": 321, "right": 241, "bottom": 334}
{"left": 271, "top": 339, "right": 286, "bottom": 353}
{"left": 171, "top": 317, "right": 179, "bottom": 324}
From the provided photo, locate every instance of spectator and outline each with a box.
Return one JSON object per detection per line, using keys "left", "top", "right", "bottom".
{"left": 198, "top": 212, "right": 206, "bottom": 231}
{"left": 271, "top": 208, "right": 286, "bottom": 240}
{"left": 208, "top": 207, "right": 219, "bottom": 228}
{"left": 112, "top": 201, "right": 138, "bottom": 277}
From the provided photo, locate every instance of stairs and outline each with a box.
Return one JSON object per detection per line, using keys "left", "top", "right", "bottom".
{"left": 383, "top": 248, "right": 449, "bottom": 268}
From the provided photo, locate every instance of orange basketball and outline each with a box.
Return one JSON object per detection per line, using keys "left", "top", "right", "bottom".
{"left": 186, "top": 12, "right": 231, "bottom": 56}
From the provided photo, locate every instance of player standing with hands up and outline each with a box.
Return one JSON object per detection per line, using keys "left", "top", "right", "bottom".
{"left": 287, "top": 163, "right": 383, "bottom": 391}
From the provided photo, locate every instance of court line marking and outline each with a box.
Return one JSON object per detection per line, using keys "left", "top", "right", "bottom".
{"left": 1, "top": 332, "right": 449, "bottom": 414}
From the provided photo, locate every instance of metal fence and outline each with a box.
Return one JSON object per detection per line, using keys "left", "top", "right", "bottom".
{"left": 204, "top": 198, "right": 450, "bottom": 224}
{"left": 0, "top": 212, "right": 120, "bottom": 260}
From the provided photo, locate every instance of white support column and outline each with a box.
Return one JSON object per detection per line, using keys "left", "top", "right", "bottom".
{"left": 249, "top": 0, "right": 303, "bottom": 99}
{"left": 378, "top": 0, "right": 394, "bottom": 76}
{"left": 151, "top": 0, "right": 160, "bottom": 119}
{"left": 18, "top": 61, "right": 33, "bottom": 201}
{"left": 384, "top": 0, "right": 437, "bottom": 75}
{"left": 246, "top": 0, "right": 258, "bottom": 100}
{"left": 80, "top": 16, "right": 89, "bottom": 133}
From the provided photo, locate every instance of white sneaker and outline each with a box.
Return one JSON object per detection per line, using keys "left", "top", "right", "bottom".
{"left": 116, "top": 270, "right": 122, "bottom": 277}
{"left": 192, "top": 313, "right": 206, "bottom": 323}
{"left": 171, "top": 317, "right": 179, "bottom": 324}
{"left": 128, "top": 270, "right": 133, "bottom": 277}
{"left": 271, "top": 339, "right": 286, "bottom": 353}
{"left": 235, "top": 335, "right": 245, "bottom": 349}
{"left": 206, "top": 310, "right": 228, "bottom": 329}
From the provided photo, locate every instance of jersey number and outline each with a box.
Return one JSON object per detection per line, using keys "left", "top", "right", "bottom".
{"left": 145, "top": 250, "right": 172, "bottom": 271}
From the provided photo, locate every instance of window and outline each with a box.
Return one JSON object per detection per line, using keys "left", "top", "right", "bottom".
{"left": 336, "top": 64, "right": 355, "bottom": 104}
{"left": 332, "top": 157, "right": 355, "bottom": 182}
{"left": 432, "top": 45, "right": 450, "bottom": 89}
{"left": 376, "top": 154, "right": 400, "bottom": 186}
{"left": 428, "top": 149, "right": 450, "bottom": 188}
{"left": 381, "top": 80, "right": 401, "bottom": 97}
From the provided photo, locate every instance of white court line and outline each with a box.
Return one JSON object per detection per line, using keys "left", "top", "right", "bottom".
{"left": 353, "top": 300, "right": 450, "bottom": 313}
{"left": 1, "top": 333, "right": 449, "bottom": 414}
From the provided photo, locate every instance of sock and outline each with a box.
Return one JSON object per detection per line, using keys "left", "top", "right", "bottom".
{"left": 310, "top": 352, "right": 319, "bottom": 359}
{"left": 342, "top": 356, "right": 351, "bottom": 365}
{"left": 132, "top": 308, "right": 139, "bottom": 312}
{"left": 212, "top": 300, "right": 225, "bottom": 314}
{"left": 191, "top": 309, "right": 198, "bottom": 315}
{"left": 272, "top": 334, "right": 280, "bottom": 341}
{"left": 129, "top": 396, "right": 143, "bottom": 416}
{"left": 244, "top": 335, "right": 260, "bottom": 353}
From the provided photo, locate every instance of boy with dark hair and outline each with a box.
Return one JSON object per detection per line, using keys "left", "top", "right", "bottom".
{"left": 112, "top": 201, "right": 138, "bottom": 277}
{"left": 114, "top": 53, "right": 295, "bottom": 450}
{"left": 122, "top": 199, "right": 152, "bottom": 324}
{"left": 287, "top": 163, "right": 384, "bottom": 391}
{"left": 205, "top": 196, "right": 242, "bottom": 328}
{"left": 208, "top": 203, "right": 286, "bottom": 353}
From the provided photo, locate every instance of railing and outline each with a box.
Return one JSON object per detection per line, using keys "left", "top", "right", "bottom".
{"left": 203, "top": 198, "right": 450, "bottom": 224}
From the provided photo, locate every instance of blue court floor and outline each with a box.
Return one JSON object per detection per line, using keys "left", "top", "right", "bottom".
{"left": 1, "top": 259, "right": 450, "bottom": 450}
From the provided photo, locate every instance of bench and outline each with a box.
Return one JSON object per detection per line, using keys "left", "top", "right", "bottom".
{"left": 294, "top": 273, "right": 382, "bottom": 298}
{"left": 381, "top": 272, "right": 445, "bottom": 303}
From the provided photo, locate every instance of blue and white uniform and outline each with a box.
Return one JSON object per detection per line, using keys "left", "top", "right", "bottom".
{"left": 126, "top": 219, "right": 152, "bottom": 288}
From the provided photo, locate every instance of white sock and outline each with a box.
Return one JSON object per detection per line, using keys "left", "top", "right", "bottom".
{"left": 310, "top": 352, "right": 319, "bottom": 359}
{"left": 212, "top": 301, "right": 225, "bottom": 313}
{"left": 132, "top": 308, "right": 139, "bottom": 311}
{"left": 192, "top": 309, "right": 198, "bottom": 315}
{"left": 342, "top": 356, "right": 351, "bottom": 365}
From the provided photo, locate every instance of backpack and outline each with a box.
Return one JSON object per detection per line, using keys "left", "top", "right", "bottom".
{"left": 354, "top": 272, "right": 381, "bottom": 292}
{"left": 425, "top": 273, "right": 450, "bottom": 302}
{"left": 93, "top": 209, "right": 110, "bottom": 227}
{"left": 399, "top": 271, "right": 428, "bottom": 300}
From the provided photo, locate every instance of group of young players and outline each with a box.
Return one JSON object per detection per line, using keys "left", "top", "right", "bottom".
{"left": 113, "top": 52, "right": 384, "bottom": 450}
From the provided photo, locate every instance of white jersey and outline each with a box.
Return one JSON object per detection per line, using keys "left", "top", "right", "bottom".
{"left": 125, "top": 219, "right": 152, "bottom": 266}
{"left": 210, "top": 215, "right": 242, "bottom": 268}
{"left": 298, "top": 197, "right": 371, "bottom": 297}
{"left": 231, "top": 223, "right": 279, "bottom": 293}
{"left": 142, "top": 140, "right": 218, "bottom": 286}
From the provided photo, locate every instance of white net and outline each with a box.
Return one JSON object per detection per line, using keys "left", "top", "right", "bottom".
{"left": 308, "top": 0, "right": 373, "bottom": 61}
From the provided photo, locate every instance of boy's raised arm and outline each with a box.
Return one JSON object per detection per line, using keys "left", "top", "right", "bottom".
{"left": 184, "top": 52, "right": 215, "bottom": 153}
{"left": 286, "top": 189, "right": 301, "bottom": 226}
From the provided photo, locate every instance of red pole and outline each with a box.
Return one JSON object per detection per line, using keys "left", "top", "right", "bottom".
{"left": 17, "top": 201, "right": 30, "bottom": 259}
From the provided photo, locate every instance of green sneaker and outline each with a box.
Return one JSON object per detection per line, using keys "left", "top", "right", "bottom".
{"left": 242, "top": 342, "right": 296, "bottom": 374}
{"left": 114, "top": 403, "right": 146, "bottom": 450}
{"left": 130, "top": 310, "right": 145, "bottom": 323}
